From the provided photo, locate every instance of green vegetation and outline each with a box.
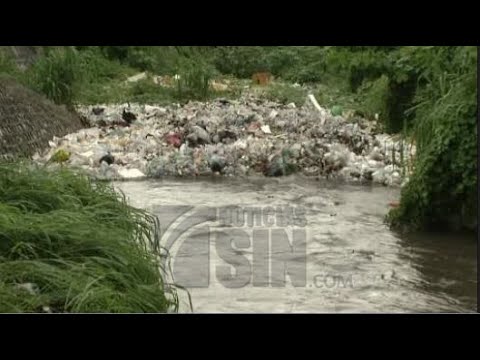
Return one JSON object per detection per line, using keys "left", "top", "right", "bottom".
{"left": 174, "top": 57, "right": 217, "bottom": 101}
{"left": 386, "top": 47, "right": 477, "bottom": 232}
{"left": 49, "top": 149, "right": 71, "bottom": 164}
{"left": 0, "top": 163, "right": 179, "bottom": 312}
{"left": 26, "top": 48, "right": 80, "bottom": 109}
{"left": 1, "top": 47, "right": 227, "bottom": 106}
{"left": 263, "top": 83, "right": 307, "bottom": 107}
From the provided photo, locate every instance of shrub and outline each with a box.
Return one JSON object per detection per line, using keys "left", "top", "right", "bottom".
{"left": 99, "top": 46, "right": 130, "bottom": 61}
{"left": 357, "top": 75, "right": 390, "bottom": 121}
{"left": 264, "top": 83, "right": 307, "bottom": 106}
{"left": 212, "top": 46, "right": 268, "bottom": 78}
{"left": 77, "top": 47, "right": 134, "bottom": 81}
{"left": 128, "top": 77, "right": 175, "bottom": 104}
{"left": 387, "top": 46, "right": 477, "bottom": 232}
{"left": 174, "top": 58, "right": 217, "bottom": 101}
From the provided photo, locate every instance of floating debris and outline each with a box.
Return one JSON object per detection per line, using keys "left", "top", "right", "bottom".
{"left": 34, "top": 94, "right": 415, "bottom": 184}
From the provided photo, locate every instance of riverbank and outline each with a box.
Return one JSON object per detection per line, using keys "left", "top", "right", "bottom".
{"left": 0, "top": 163, "right": 178, "bottom": 313}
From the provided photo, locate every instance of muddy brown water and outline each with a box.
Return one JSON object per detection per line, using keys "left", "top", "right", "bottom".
{"left": 115, "top": 176, "right": 477, "bottom": 313}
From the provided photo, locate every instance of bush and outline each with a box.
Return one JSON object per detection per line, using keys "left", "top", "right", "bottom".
{"left": 124, "top": 46, "right": 179, "bottom": 74}
{"left": 213, "top": 46, "right": 326, "bottom": 82}
{"left": 77, "top": 47, "right": 135, "bottom": 81}
{"left": 264, "top": 83, "right": 307, "bottom": 106}
{"left": 128, "top": 77, "right": 176, "bottom": 104}
{"left": 0, "top": 163, "right": 179, "bottom": 313}
{"left": 174, "top": 58, "right": 217, "bottom": 101}
{"left": 212, "top": 46, "right": 269, "bottom": 78}
{"left": 357, "top": 75, "right": 390, "bottom": 121}
{"left": 387, "top": 46, "right": 477, "bottom": 232}
{"left": 99, "top": 46, "right": 130, "bottom": 61}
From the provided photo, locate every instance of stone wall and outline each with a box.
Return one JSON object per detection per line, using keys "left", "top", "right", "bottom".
{"left": 0, "top": 77, "right": 84, "bottom": 158}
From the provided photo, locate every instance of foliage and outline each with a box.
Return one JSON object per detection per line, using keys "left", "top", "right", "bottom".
{"left": 174, "top": 58, "right": 217, "bottom": 101}
{"left": 357, "top": 74, "right": 390, "bottom": 122}
{"left": 263, "top": 83, "right": 307, "bottom": 106}
{"left": 212, "top": 46, "right": 268, "bottom": 78}
{"left": 25, "top": 48, "right": 81, "bottom": 108}
{"left": 387, "top": 46, "right": 477, "bottom": 232}
{"left": 77, "top": 47, "right": 135, "bottom": 81}
{"left": 212, "top": 46, "right": 324, "bottom": 82}
{"left": 128, "top": 78, "right": 176, "bottom": 104}
{"left": 99, "top": 46, "right": 130, "bottom": 61}
{"left": 49, "top": 149, "right": 71, "bottom": 164}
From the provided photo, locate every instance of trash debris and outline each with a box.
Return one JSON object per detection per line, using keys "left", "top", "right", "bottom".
{"left": 15, "top": 283, "right": 39, "bottom": 295}
{"left": 92, "top": 107, "right": 104, "bottom": 115}
{"left": 187, "top": 125, "right": 210, "bottom": 147}
{"left": 268, "top": 110, "right": 278, "bottom": 120}
{"left": 211, "top": 81, "right": 229, "bottom": 91}
{"left": 307, "top": 94, "right": 328, "bottom": 125}
{"left": 165, "top": 132, "right": 183, "bottom": 148}
{"left": 122, "top": 108, "right": 137, "bottom": 125}
{"left": 118, "top": 168, "right": 145, "bottom": 179}
{"left": 99, "top": 152, "right": 115, "bottom": 165}
{"left": 126, "top": 72, "right": 148, "bottom": 83}
{"left": 261, "top": 125, "right": 272, "bottom": 134}
{"left": 33, "top": 94, "right": 415, "bottom": 186}
{"left": 208, "top": 154, "right": 226, "bottom": 173}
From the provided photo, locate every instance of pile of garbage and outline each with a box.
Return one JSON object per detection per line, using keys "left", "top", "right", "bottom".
{"left": 33, "top": 94, "right": 416, "bottom": 186}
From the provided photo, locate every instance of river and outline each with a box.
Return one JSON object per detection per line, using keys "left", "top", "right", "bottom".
{"left": 115, "top": 176, "right": 477, "bottom": 313}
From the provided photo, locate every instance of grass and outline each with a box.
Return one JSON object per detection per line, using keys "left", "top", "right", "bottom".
{"left": 3, "top": 47, "right": 355, "bottom": 108}
{"left": 355, "top": 75, "right": 390, "bottom": 121}
{"left": 262, "top": 82, "right": 308, "bottom": 106}
{"left": 259, "top": 78, "right": 366, "bottom": 118}
{"left": 0, "top": 51, "right": 21, "bottom": 77}
{"left": 26, "top": 48, "right": 80, "bottom": 108}
{"left": 0, "top": 162, "right": 180, "bottom": 313}
{"left": 314, "top": 79, "right": 362, "bottom": 112}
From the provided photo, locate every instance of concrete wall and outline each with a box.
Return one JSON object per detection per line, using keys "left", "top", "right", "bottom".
{"left": 0, "top": 46, "right": 45, "bottom": 70}
{"left": 0, "top": 77, "right": 84, "bottom": 158}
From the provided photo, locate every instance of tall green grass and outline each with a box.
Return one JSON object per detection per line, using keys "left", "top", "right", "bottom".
{"left": 263, "top": 83, "right": 307, "bottom": 106}
{"left": 174, "top": 58, "right": 217, "bottom": 101}
{"left": 26, "top": 48, "right": 80, "bottom": 108}
{"left": 0, "top": 162, "right": 180, "bottom": 313}
{"left": 17, "top": 47, "right": 224, "bottom": 105}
